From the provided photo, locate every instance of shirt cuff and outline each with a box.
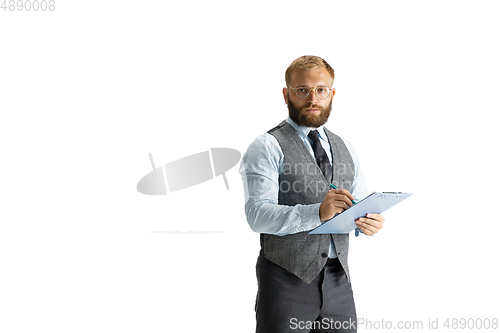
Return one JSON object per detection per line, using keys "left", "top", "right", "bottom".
{"left": 355, "top": 227, "right": 365, "bottom": 236}
{"left": 298, "top": 203, "right": 322, "bottom": 230}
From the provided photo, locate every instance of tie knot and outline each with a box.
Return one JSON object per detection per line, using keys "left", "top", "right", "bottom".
{"left": 308, "top": 130, "right": 320, "bottom": 143}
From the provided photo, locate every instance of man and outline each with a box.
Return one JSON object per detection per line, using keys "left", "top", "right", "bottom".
{"left": 239, "top": 55, "right": 385, "bottom": 332}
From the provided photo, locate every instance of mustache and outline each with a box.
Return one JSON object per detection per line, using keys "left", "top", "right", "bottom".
{"left": 305, "top": 104, "right": 323, "bottom": 110}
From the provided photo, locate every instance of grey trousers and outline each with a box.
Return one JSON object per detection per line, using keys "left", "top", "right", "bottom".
{"left": 255, "top": 255, "right": 357, "bottom": 333}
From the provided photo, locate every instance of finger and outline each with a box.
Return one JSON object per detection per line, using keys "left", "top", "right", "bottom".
{"left": 356, "top": 217, "right": 383, "bottom": 233}
{"left": 332, "top": 200, "right": 349, "bottom": 211}
{"left": 356, "top": 224, "right": 376, "bottom": 236}
{"left": 333, "top": 188, "right": 355, "bottom": 201}
{"left": 331, "top": 193, "right": 353, "bottom": 208}
{"left": 355, "top": 220, "right": 379, "bottom": 235}
{"left": 367, "top": 213, "right": 385, "bottom": 223}
{"left": 326, "top": 191, "right": 350, "bottom": 208}
{"left": 359, "top": 217, "right": 383, "bottom": 229}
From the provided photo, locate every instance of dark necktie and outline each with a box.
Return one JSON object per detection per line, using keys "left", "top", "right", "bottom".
{"left": 308, "top": 130, "right": 332, "bottom": 183}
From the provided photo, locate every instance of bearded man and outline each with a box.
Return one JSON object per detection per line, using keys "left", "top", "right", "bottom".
{"left": 239, "top": 55, "right": 386, "bottom": 333}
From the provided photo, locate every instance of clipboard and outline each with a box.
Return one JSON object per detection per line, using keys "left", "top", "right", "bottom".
{"left": 309, "top": 192, "right": 412, "bottom": 234}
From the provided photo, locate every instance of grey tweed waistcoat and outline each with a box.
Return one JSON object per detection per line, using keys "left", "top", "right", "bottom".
{"left": 260, "top": 120, "right": 355, "bottom": 284}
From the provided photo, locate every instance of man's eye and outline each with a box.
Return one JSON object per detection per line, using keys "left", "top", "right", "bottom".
{"left": 297, "top": 88, "right": 308, "bottom": 93}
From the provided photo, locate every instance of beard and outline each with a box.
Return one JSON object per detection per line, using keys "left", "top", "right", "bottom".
{"left": 287, "top": 94, "right": 332, "bottom": 128}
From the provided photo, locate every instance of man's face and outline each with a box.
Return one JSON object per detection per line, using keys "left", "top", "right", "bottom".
{"left": 283, "top": 67, "right": 336, "bottom": 129}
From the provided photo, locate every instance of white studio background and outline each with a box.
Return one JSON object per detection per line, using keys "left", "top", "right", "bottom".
{"left": 1, "top": 1, "right": 499, "bottom": 332}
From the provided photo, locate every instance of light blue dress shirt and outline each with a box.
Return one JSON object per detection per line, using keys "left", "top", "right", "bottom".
{"left": 239, "top": 117, "right": 370, "bottom": 258}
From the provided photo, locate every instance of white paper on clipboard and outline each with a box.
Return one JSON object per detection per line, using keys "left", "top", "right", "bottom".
{"left": 309, "top": 192, "right": 412, "bottom": 234}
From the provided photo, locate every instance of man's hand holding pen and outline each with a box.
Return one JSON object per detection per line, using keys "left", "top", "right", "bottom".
{"left": 319, "top": 188, "right": 385, "bottom": 236}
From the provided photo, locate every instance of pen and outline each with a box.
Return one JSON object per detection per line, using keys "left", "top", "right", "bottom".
{"left": 329, "top": 183, "right": 356, "bottom": 205}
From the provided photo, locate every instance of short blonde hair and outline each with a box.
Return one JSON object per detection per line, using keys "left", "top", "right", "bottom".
{"left": 285, "top": 55, "right": 335, "bottom": 87}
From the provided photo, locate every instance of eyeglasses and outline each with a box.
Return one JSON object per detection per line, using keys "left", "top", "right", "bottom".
{"left": 288, "top": 85, "right": 333, "bottom": 100}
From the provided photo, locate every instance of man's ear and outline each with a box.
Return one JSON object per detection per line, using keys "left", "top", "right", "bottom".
{"left": 283, "top": 87, "right": 288, "bottom": 104}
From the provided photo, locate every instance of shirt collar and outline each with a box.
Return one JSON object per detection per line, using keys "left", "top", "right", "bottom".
{"left": 286, "top": 116, "right": 328, "bottom": 142}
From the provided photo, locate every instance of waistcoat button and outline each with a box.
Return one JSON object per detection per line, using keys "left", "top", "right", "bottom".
{"left": 321, "top": 253, "right": 328, "bottom": 258}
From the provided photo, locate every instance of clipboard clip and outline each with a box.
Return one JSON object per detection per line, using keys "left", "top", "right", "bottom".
{"left": 382, "top": 191, "right": 404, "bottom": 198}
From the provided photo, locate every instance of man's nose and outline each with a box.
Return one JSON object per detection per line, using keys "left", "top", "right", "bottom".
{"left": 307, "top": 89, "right": 318, "bottom": 103}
